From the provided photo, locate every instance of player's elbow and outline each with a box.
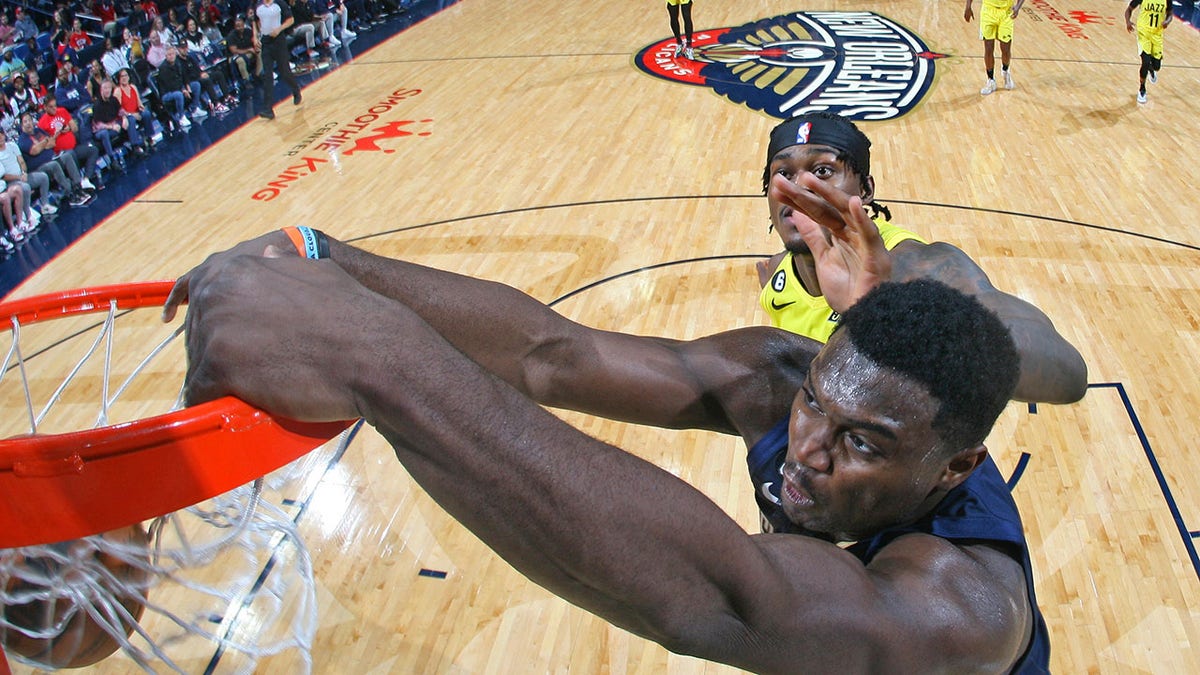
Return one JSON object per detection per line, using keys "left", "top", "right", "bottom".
{"left": 1050, "top": 349, "right": 1089, "bottom": 404}
{"left": 1012, "top": 338, "right": 1088, "bottom": 404}
{"left": 1062, "top": 356, "right": 1088, "bottom": 403}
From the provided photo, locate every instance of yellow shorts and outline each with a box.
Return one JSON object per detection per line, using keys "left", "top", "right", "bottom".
{"left": 980, "top": 4, "right": 1014, "bottom": 43}
{"left": 1137, "top": 27, "right": 1164, "bottom": 60}
{"left": 666, "top": 0, "right": 692, "bottom": 6}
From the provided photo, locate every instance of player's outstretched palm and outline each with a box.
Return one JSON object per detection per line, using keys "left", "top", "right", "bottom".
{"left": 768, "top": 172, "right": 892, "bottom": 313}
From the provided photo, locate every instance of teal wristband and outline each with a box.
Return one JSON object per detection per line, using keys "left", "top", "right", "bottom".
{"left": 293, "top": 226, "right": 330, "bottom": 260}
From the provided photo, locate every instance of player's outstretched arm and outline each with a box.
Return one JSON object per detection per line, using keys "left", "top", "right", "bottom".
{"left": 180, "top": 253, "right": 1030, "bottom": 674}
{"left": 891, "top": 241, "right": 1087, "bottom": 403}
{"left": 165, "top": 230, "right": 812, "bottom": 436}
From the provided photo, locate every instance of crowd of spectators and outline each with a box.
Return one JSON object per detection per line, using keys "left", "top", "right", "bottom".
{"left": 0, "top": 0, "right": 408, "bottom": 254}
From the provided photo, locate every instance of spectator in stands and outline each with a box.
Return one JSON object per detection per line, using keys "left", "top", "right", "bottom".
{"left": 330, "top": 0, "right": 356, "bottom": 42}
{"left": 92, "top": 78, "right": 147, "bottom": 167}
{"left": 0, "top": 133, "right": 49, "bottom": 228}
{"left": 146, "top": 30, "right": 168, "bottom": 67}
{"left": 12, "top": 8, "right": 40, "bottom": 45}
{"left": 181, "top": 16, "right": 212, "bottom": 56}
{"left": 26, "top": 70, "right": 47, "bottom": 103}
{"left": 53, "top": 37, "right": 77, "bottom": 66}
{"left": 93, "top": 0, "right": 121, "bottom": 39}
{"left": 66, "top": 18, "right": 93, "bottom": 52}
{"left": 364, "top": 0, "right": 400, "bottom": 27}
{"left": 37, "top": 93, "right": 103, "bottom": 190}
{"left": 155, "top": 46, "right": 202, "bottom": 127}
{"left": 0, "top": 176, "right": 31, "bottom": 251}
{"left": 114, "top": 68, "right": 155, "bottom": 146}
{"left": 294, "top": 0, "right": 340, "bottom": 65}
{"left": 0, "top": 46, "right": 26, "bottom": 85}
{"left": 151, "top": 15, "right": 175, "bottom": 46}
{"left": 140, "top": 0, "right": 161, "bottom": 24}
{"left": 0, "top": 90, "right": 17, "bottom": 142}
{"left": 122, "top": 26, "right": 144, "bottom": 62}
{"left": 226, "top": 13, "right": 258, "bottom": 91}
{"left": 177, "top": 40, "right": 230, "bottom": 113}
{"left": 198, "top": 11, "right": 223, "bottom": 44}
{"left": 309, "top": 0, "right": 341, "bottom": 50}
{"left": 342, "top": 0, "right": 366, "bottom": 31}
{"left": 54, "top": 63, "right": 93, "bottom": 119}
{"left": 22, "top": 70, "right": 48, "bottom": 119}
{"left": 167, "top": 7, "right": 187, "bottom": 36}
{"left": 22, "top": 37, "right": 50, "bottom": 73}
{"left": 49, "top": 9, "right": 70, "bottom": 48}
{"left": 18, "top": 111, "right": 93, "bottom": 209}
{"left": 8, "top": 73, "right": 38, "bottom": 119}
{"left": 0, "top": 12, "right": 17, "bottom": 49}
{"left": 85, "top": 60, "right": 108, "bottom": 102}
{"left": 198, "top": 0, "right": 223, "bottom": 26}
{"left": 102, "top": 35, "right": 132, "bottom": 77}
{"left": 290, "top": 2, "right": 318, "bottom": 58}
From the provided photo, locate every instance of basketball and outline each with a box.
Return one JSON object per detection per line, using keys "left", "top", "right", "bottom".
{"left": 1, "top": 525, "right": 151, "bottom": 668}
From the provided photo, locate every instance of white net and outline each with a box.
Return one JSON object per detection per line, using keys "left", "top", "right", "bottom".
{"left": 0, "top": 288, "right": 342, "bottom": 673}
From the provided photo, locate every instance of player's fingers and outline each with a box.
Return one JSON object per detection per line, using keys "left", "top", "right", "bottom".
{"left": 843, "top": 195, "right": 892, "bottom": 276}
{"left": 790, "top": 206, "right": 835, "bottom": 260}
{"left": 162, "top": 272, "right": 192, "bottom": 323}
{"left": 798, "top": 173, "right": 867, "bottom": 234}
{"left": 787, "top": 173, "right": 851, "bottom": 231}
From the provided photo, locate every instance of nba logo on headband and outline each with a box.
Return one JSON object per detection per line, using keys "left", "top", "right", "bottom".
{"left": 795, "top": 122, "right": 811, "bottom": 145}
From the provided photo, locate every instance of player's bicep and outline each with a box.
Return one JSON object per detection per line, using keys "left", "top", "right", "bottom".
{"left": 525, "top": 327, "right": 729, "bottom": 432}
{"left": 531, "top": 326, "right": 807, "bottom": 436}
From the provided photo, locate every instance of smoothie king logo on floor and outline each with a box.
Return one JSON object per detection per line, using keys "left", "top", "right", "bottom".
{"left": 635, "top": 11, "right": 945, "bottom": 121}
{"left": 252, "top": 87, "right": 430, "bottom": 201}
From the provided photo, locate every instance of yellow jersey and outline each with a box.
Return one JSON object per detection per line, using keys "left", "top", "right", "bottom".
{"left": 1135, "top": 0, "right": 1170, "bottom": 32}
{"left": 758, "top": 217, "right": 927, "bottom": 343}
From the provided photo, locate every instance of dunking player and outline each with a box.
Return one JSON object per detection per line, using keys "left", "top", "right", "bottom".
{"left": 757, "top": 112, "right": 1086, "bottom": 404}
{"left": 1125, "top": 0, "right": 1172, "bottom": 104}
{"left": 965, "top": 0, "right": 1024, "bottom": 94}
{"left": 170, "top": 200, "right": 1053, "bottom": 671}
{"left": 665, "top": 0, "right": 694, "bottom": 59}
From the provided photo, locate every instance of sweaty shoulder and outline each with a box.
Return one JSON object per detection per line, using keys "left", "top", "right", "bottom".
{"left": 865, "top": 533, "right": 1033, "bottom": 672}
{"left": 738, "top": 531, "right": 1030, "bottom": 673}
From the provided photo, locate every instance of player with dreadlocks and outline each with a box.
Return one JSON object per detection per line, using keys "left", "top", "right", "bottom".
{"left": 755, "top": 111, "right": 1088, "bottom": 405}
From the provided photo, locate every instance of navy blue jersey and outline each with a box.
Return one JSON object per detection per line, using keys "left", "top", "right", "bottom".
{"left": 746, "top": 418, "right": 1051, "bottom": 673}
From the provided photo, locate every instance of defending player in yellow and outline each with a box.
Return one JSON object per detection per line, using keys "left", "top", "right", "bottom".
{"left": 1125, "top": 0, "right": 1172, "bottom": 104}
{"left": 756, "top": 112, "right": 1087, "bottom": 405}
{"left": 964, "top": 0, "right": 1024, "bottom": 95}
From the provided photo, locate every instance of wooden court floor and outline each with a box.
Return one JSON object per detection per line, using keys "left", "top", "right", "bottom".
{"left": 6, "top": 0, "right": 1200, "bottom": 672}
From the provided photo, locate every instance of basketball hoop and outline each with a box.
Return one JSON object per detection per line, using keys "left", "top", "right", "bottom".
{"left": 0, "top": 281, "right": 353, "bottom": 549}
{"left": 0, "top": 281, "right": 355, "bottom": 672}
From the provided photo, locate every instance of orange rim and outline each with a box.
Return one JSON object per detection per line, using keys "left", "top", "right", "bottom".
{"left": 0, "top": 282, "right": 354, "bottom": 548}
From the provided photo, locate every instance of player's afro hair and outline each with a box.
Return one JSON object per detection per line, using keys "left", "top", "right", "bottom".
{"left": 834, "top": 279, "right": 1020, "bottom": 451}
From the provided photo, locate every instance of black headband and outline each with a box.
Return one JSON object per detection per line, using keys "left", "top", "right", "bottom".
{"left": 766, "top": 115, "right": 871, "bottom": 178}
